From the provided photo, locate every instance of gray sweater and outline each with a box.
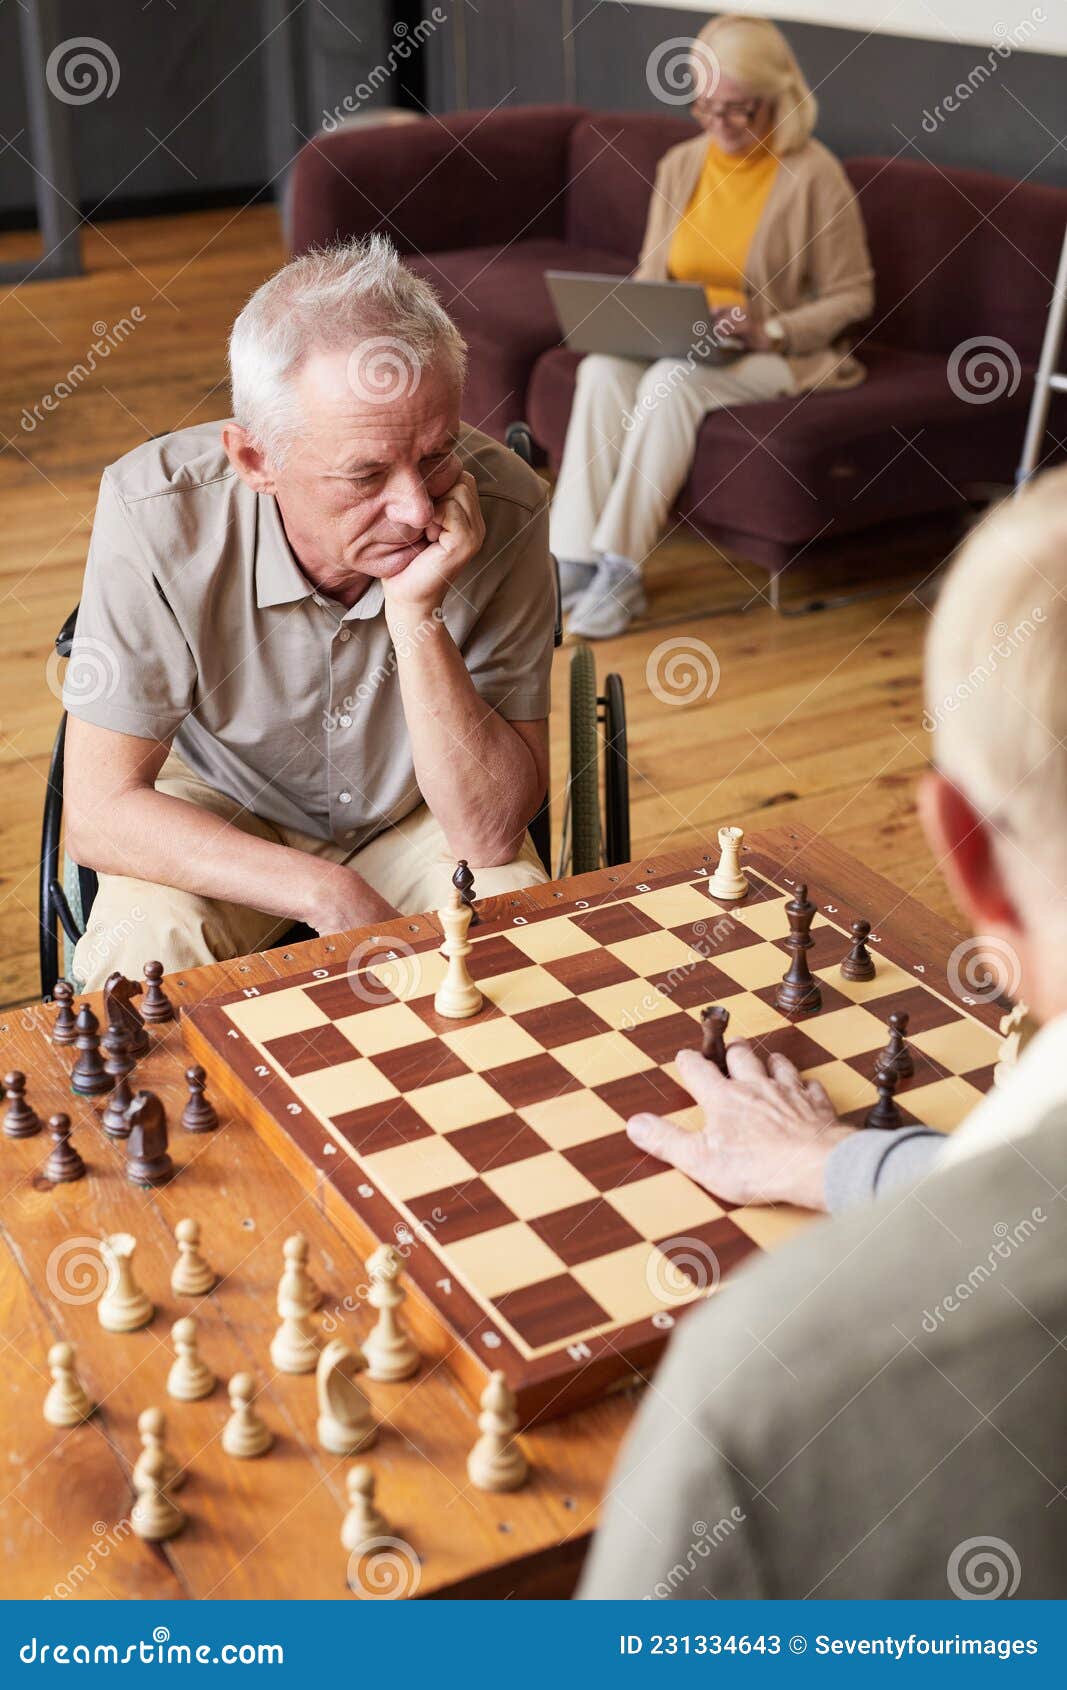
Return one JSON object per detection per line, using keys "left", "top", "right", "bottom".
{"left": 824, "top": 1124, "right": 945, "bottom": 1209}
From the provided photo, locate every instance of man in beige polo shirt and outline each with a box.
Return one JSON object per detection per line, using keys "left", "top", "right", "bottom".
{"left": 63, "top": 236, "right": 554, "bottom": 989}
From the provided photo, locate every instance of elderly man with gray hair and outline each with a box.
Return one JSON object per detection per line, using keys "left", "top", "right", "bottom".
{"left": 582, "top": 470, "right": 1067, "bottom": 1599}
{"left": 64, "top": 237, "right": 554, "bottom": 988}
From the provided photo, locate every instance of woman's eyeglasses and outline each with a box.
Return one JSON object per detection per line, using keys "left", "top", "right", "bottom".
{"left": 696, "top": 98, "right": 763, "bottom": 124}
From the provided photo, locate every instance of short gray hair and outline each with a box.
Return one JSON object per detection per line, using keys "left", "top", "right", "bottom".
{"left": 925, "top": 467, "right": 1067, "bottom": 889}
{"left": 228, "top": 234, "right": 467, "bottom": 462}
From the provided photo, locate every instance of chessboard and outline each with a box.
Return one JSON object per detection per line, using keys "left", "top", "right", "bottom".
{"left": 183, "top": 833, "right": 1005, "bottom": 1423}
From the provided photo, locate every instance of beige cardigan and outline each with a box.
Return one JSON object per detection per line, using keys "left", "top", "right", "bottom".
{"left": 634, "top": 134, "right": 875, "bottom": 392}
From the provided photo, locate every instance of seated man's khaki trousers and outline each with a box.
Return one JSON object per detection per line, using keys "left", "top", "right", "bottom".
{"left": 71, "top": 750, "right": 548, "bottom": 990}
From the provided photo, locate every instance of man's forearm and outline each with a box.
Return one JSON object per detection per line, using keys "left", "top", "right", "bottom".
{"left": 386, "top": 606, "right": 541, "bottom": 862}
{"left": 70, "top": 786, "right": 394, "bottom": 932}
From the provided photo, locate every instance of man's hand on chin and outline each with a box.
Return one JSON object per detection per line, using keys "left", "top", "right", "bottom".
{"left": 383, "top": 469, "right": 485, "bottom": 621}
{"left": 627, "top": 1042, "right": 854, "bottom": 1212}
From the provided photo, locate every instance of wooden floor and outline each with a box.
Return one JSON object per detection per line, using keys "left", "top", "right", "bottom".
{"left": 0, "top": 205, "right": 960, "bottom": 1010}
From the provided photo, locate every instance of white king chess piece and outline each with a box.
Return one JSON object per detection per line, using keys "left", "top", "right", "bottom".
{"left": 708, "top": 826, "right": 748, "bottom": 901}
{"left": 433, "top": 886, "right": 483, "bottom": 1019}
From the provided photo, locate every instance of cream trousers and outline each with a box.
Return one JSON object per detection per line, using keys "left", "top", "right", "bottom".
{"left": 548, "top": 350, "right": 793, "bottom": 567}
{"left": 71, "top": 751, "right": 547, "bottom": 990}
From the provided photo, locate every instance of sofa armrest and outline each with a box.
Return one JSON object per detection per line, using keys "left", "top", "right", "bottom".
{"left": 288, "top": 104, "right": 586, "bottom": 259}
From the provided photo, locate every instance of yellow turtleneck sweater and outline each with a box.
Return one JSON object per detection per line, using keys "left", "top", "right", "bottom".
{"left": 667, "top": 139, "right": 779, "bottom": 310}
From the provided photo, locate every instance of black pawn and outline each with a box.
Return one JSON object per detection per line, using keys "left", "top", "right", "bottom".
{"left": 841, "top": 919, "right": 876, "bottom": 983}
{"left": 700, "top": 1006, "right": 730, "bottom": 1075}
{"left": 125, "top": 1091, "right": 174, "bottom": 1187}
{"left": 51, "top": 980, "right": 78, "bottom": 1045}
{"left": 3, "top": 1071, "right": 40, "bottom": 1139}
{"left": 70, "top": 1007, "right": 112, "bottom": 1097}
{"left": 774, "top": 883, "right": 822, "bottom": 1015}
{"left": 875, "top": 1010, "right": 915, "bottom": 1083}
{"left": 43, "top": 1113, "right": 86, "bottom": 1183}
{"left": 141, "top": 960, "right": 175, "bottom": 1025}
{"left": 180, "top": 1065, "right": 218, "bottom": 1133}
{"left": 864, "top": 1065, "right": 903, "bottom": 1130}
{"left": 452, "top": 860, "right": 479, "bottom": 927}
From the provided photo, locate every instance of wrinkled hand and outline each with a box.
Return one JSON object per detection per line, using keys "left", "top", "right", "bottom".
{"left": 627, "top": 1041, "right": 853, "bottom": 1211}
{"left": 383, "top": 469, "right": 485, "bottom": 616}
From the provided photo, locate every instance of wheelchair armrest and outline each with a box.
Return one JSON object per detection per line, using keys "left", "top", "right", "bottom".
{"left": 56, "top": 603, "right": 80, "bottom": 658}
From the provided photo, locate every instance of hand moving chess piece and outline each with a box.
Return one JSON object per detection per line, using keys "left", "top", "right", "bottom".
{"left": 141, "top": 960, "right": 176, "bottom": 1025}
{"left": 316, "top": 1339, "right": 377, "bottom": 1455}
{"left": 43, "top": 1341, "right": 95, "bottom": 1426}
{"left": 700, "top": 1006, "right": 730, "bottom": 1075}
{"left": 180, "top": 1065, "right": 218, "bottom": 1133}
{"left": 133, "top": 1406, "right": 183, "bottom": 1492}
{"left": 276, "top": 1234, "right": 320, "bottom": 1317}
{"left": 433, "top": 886, "right": 482, "bottom": 1019}
{"left": 70, "top": 1007, "right": 112, "bottom": 1097}
{"left": 101, "top": 1026, "right": 136, "bottom": 1138}
{"left": 707, "top": 825, "right": 748, "bottom": 901}
{"left": 222, "top": 1374, "right": 273, "bottom": 1458}
{"left": 3, "top": 1070, "right": 40, "bottom": 1138}
{"left": 102, "top": 971, "right": 150, "bottom": 1059}
{"left": 452, "top": 859, "right": 480, "bottom": 926}
{"left": 98, "top": 1233, "right": 154, "bottom": 1332}
{"left": 125, "top": 1091, "right": 174, "bottom": 1186}
{"left": 362, "top": 1244, "right": 419, "bottom": 1381}
{"left": 874, "top": 1010, "right": 914, "bottom": 1082}
{"left": 43, "top": 1114, "right": 86, "bottom": 1182}
{"left": 131, "top": 1446, "right": 185, "bottom": 1541}
{"left": 841, "top": 918, "right": 876, "bottom": 983}
{"left": 466, "top": 1370, "right": 529, "bottom": 1492}
{"left": 51, "top": 979, "right": 78, "bottom": 1045}
{"left": 775, "top": 884, "right": 822, "bottom": 1015}
{"left": 171, "top": 1218, "right": 216, "bottom": 1297}
{"left": 341, "top": 1467, "right": 389, "bottom": 1560}
{"left": 167, "top": 1316, "right": 215, "bottom": 1401}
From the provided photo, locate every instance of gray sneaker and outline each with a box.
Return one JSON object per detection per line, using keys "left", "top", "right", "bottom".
{"left": 567, "top": 556, "right": 647, "bottom": 639}
{"left": 556, "top": 557, "right": 597, "bottom": 612}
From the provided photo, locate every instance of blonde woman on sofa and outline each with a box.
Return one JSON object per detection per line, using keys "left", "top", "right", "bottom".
{"left": 552, "top": 13, "right": 875, "bottom": 639}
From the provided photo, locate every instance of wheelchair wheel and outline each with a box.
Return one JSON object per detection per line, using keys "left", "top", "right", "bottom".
{"left": 562, "top": 644, "right": 601, "bottom": 876}
{"left": 603, "top": 672, "right": 630, "bottom": 866}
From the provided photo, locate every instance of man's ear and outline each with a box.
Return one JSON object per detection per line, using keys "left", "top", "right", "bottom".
{"left": 222, "top": 423, "right": 276, "bottom": 494}
{"left": 918, "top": 769, "right": 1021, "bottom": 933}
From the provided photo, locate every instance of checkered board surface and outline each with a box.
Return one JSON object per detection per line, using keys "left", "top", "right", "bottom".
{"left": 183, "top": 850, "right": 1003, "bottom": 1420}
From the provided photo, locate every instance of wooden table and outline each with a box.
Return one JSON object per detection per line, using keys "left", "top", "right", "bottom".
{"left": 0, "top": 827, "right": 979, "bottom": 1600}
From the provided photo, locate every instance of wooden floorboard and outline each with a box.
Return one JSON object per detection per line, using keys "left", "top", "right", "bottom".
{"left": 0, "top": 204, "right": 958, "bottom": 1009}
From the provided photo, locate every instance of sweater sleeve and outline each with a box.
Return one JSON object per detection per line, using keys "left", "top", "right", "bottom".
{"left": 773, "top": 153, "right": 874, "bottom": 354}
{"left": 824, "top": 1126, "right": 947, "bottom": 1213}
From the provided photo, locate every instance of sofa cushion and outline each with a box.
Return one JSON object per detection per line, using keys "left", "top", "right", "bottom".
{"left": 565, "top": 111, "right": 693, "bottom": 261}
{"left": 410, "top": 240, "right": 631, "bottom": 438}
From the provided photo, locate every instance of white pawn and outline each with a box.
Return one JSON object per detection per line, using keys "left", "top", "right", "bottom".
{"left": 98, "top": 1233, "right": 154, "bottom": 1333}
{"left": 466, "top": 1370, "right": 528, "bottom": 1492}
{"left": 133, "top": 1406, "right": 184, "bottom": 1492}
{"left": 222, "top": 1373, "right": 273, "bottom": 1458}
{"left": 171, "top": 1218, "right": 216, "bottom": 1297}
{"left": 131, "top": 1445, "right": 185, "bottom": 1542}
{"left": 270, "top": 1308, "right": 318, "bottom": 1374}
{"left": 277, "top": 1233, "right": 320, "bottom": 1317}
{"left": 362, "top": 1245, "right": 419, "bottom": 1382}
{"left": 433, "top": 886, "right": 482, "bottom": 1019}
{"left": 341, "top": 1465, "right": 387, "bottom": 1555}
{"left": 316, "top": 1339, "right": 376, "bottom": 1455}
{"left": 166, "top": 1316, "right": 215, "bottom": 1401}
{"left": 43, "top": 1341, "right": 95, "bottom": 1426}
{"left": 708, "top": 825, "right": 748, "bottom": 901}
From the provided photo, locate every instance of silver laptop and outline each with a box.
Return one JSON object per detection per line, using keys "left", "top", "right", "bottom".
{"left": 545, "top": 271, "right": 743, "bottom": 362}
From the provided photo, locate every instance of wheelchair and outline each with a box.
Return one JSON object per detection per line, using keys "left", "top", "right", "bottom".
{"left": 38, "top": 424, "right": 630, "bottom": 1000}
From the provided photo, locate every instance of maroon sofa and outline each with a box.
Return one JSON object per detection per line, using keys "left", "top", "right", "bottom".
{"left": 289, "top": 104, "right": 1067, "bottom": 580}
